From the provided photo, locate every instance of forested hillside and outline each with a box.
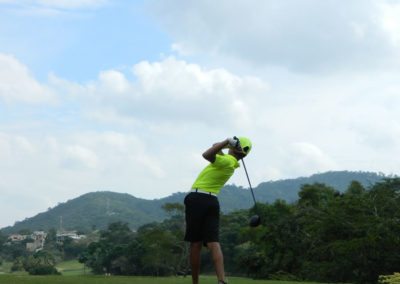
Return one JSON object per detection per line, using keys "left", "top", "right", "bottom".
{"left": 1, "top": 171, "right": 386, "bottom": 234}
{"left": 220, "top": 170, "right": 384, "bottom": 211}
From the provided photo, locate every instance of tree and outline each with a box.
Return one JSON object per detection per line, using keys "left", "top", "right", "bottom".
{"left": 83, "top": 222, "right": 135, "bottom": 275}
{"left": 220, "top": 210, "right": 248, "bottom": 273}
{"left": 2, "top": 239, "right": 28, "bottom": 260}
{"left": 236, "top": 201, "right": 301, "bottom": 279}
{"left": 61, "top": 237, "right": 87, "bottom": 260}
{"left": 136, "top": 224, "right": 176, "bottom": 276}
{"left": 82, "top": 203, "right": 188, "bottom": 276}
{"left": 0, "top": 232, "right": 6, "bottom": 252}
{"left": 231, "top": 179, "right": 400, "bottom": 283}
{"left": 160, "top": 203, "right": 188, "bottom": 275}
{"left": 295, "top": 179, "right": 400, "bottom": 283}
{"left": 11, "top": 257, "right": 24, "bottom": 272}
{"left": 23, "top": 251, "right": 60, "bottom": 275}
{"left": 133, "top": 202, "right": 188, "bottom": 276}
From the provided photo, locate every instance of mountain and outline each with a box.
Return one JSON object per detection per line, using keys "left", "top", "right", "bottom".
{"left": 218, "top": 170, "right": 385, "bottom": 211}
{"left": 0, "top": 171, "right": 387, "bottom": 234}
{"left": 1, "top": 192, "right": 177, "bottom": 235}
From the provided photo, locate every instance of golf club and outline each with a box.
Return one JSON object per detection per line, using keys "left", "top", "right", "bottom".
{"left": 241, "top": 158, "right": 261, "bottom": 227}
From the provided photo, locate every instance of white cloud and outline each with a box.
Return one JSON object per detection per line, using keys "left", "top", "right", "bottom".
{"left": 285, "top": 142, "right": 337, "bottom": 175}
{"left": 98, "top": 70, "right": 130, "bottom": 94}
{"left": 380, "top": 1, "right": 400, "bottom": 45}
{"left": 0, "top": 133, "right": 36, "bottom": 162}
{"left": 63, "top": 145, "right": 99, "bottom": 169}
{"left": 60, "top": 57, "right": 269, "bottom": 129}
{"left": 132, "top": 57, "right": 268, "bottom": 125}
{"left": 0, "top": 53, "right": 56, "bottom": 104}
{"left": 149, "top": 0, "right": 399, "bottom": 72}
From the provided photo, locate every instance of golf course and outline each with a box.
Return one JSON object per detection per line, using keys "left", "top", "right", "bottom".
{"left": 0, "top": 260, "right": 329, "bottom": 284}
{"left": 0, "top": 275, "right": 330, "bottom": 284}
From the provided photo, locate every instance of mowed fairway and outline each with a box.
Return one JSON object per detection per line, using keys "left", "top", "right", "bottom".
{"left": 0, "top": 275, "right": 327, "bottom": 284}
{"left": 0, "top": 261, "right": 329, "bottom": 284}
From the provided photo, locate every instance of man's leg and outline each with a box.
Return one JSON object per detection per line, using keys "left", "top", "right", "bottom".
{"left": 190, "top": 242, "right": 202, "bottom": 284}
{"left": 207, "top": 242, "right": 226, "bottom": 283}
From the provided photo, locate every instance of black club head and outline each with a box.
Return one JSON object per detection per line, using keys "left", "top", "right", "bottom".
{"left": 249, "top": 215, "right": 261, "bottom": 227}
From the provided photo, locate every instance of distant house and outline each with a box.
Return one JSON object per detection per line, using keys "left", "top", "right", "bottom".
{"left": 8, "top": 234, "right": 27, "bottom": 242}
{"left": 7, "top": 231, "right": 47, "bottom": 252}
{"left": 26, "top": 231, "right": 47, "bottom": 252}
{"left": 56, "top": 231, "right": 86, "bottom": 244}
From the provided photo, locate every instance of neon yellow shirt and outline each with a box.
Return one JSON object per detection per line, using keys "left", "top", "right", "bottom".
{"left": 191, "top": 154, "right": 240, "bottom": 194}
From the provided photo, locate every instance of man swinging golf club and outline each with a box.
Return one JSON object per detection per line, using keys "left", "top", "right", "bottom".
{"left": 184, "top": 136, "right": 252, "bottom": 284}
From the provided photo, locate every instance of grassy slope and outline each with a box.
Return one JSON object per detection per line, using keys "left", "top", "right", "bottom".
{"left": 0, "top": 261, "right": 11, "bottom": 274}
{"left": 56, "top": 260, "right": 88, "bottom": 276}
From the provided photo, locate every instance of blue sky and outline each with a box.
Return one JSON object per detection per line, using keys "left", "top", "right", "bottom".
{"left": 0, "top": 1, "right": 170, "bottom": 81}
{"left": 1, "top": 0, "right": 400, "bottom": 228}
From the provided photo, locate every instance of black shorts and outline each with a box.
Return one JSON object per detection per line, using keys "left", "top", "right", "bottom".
{"left": 184, "top": 192, "right": 220, "bottom": 243}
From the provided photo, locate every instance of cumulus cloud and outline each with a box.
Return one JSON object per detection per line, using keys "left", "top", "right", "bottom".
{"left": 133, "top": 57, "right": 268, "bottom": 125}
{"left": 0, "top": 53, "right": 56, "bottom": 104}
{"left": 60, "top": 57, "right": 269, "bottom": 129}
{"left": 149, "top": 0, "right": 399, "bottom": 72}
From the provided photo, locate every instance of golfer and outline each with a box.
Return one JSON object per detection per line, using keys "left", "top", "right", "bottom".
{"left": 184, "top": 137, "right": 252, "bottom": 284}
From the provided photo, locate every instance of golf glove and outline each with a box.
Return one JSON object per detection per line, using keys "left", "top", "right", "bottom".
{"left": 227, "top": 136, "right": 240, "bottom": 149}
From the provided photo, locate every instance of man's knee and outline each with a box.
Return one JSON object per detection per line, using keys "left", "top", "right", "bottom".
{"left": 206, "top": 242, "right": 221, "bottom": 251}
{"left": 191, "top": 242, "right": 203, "bottom": 251}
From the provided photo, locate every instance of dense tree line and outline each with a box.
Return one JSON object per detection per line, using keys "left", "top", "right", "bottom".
{"left": 228, "top": 178, "right": 400, "bottom": 283}
{"left": 80, "top": 203, "right": 188, "bottom": 276}
{"left": 81, "top": 178, "right": 400, "bottom": 283}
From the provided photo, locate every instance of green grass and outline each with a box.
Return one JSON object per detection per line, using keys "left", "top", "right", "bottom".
{"left": 0, "top": 260, "right": 89, "bottom": 276}
{"left": 56, "top": 260, "right": 89, "bottom": 276}
{"left": 1, "top": 261, "right": 329, "bottom": 283}
{"left": 0, "top": 275, "right": 328, "bottom": 284}
{"left": 0, "top": 261, "right": 12, "bottom": 274}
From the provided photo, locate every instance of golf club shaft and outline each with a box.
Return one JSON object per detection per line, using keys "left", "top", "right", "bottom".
{"left": 241, "top": 158, "right": 257, "bottom": 207}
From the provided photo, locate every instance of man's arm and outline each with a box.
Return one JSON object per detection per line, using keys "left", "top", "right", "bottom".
{"left": 202, "top": 139, "right": 230, "bottom": 163}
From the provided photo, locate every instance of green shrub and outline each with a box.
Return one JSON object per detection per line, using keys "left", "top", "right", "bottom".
{"left": 27, "top": 264, "right": 60, "bottom": 275}
{"left": 11, "top": 257, "right": 24, "bottom": 272}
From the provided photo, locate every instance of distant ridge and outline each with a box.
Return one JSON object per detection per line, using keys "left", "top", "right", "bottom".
{"left": 1, "top": 171, "right": 386, "bottom": 234}
{"left": 218, "top": 170, "right": 386, "bottom": 211}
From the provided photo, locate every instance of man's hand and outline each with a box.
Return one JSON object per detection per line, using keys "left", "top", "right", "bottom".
{"left": 227, "top": 136, "right": 240, "bottom": 149}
